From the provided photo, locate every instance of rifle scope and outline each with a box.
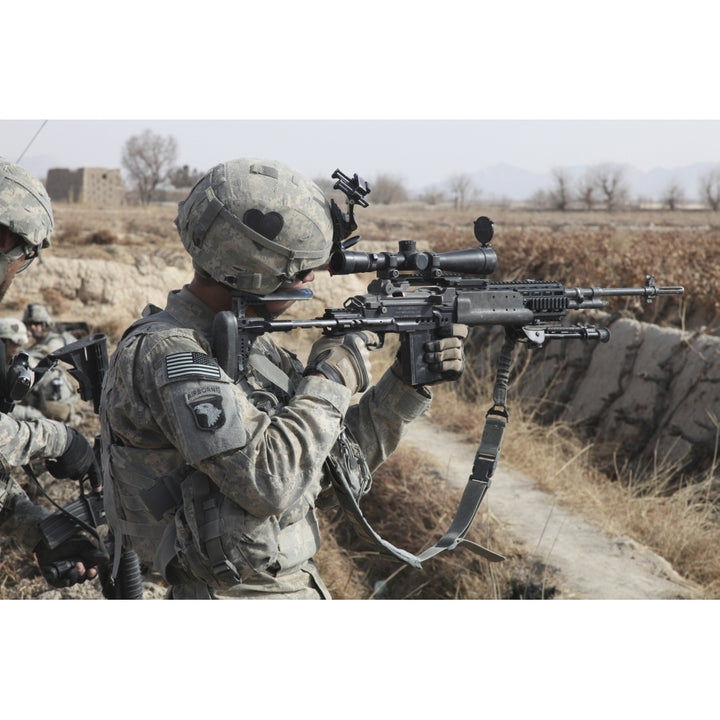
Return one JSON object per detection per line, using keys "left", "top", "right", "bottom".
{"left": 330, "top": 240, "right": 498, "bottom": 277}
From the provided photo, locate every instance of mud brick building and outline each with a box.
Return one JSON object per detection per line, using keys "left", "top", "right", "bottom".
{"left": 46, "top": 167, "right": 125, "bottom": 206}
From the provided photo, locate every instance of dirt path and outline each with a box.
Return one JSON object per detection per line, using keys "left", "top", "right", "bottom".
{"left": 402, "top": 416, "right": 699, "bottom": 599}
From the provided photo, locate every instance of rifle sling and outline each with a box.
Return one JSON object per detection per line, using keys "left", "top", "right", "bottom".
{"left": 325, "top": 332, "right": 517, "bottom": 569}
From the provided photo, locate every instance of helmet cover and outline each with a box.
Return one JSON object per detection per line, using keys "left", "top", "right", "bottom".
{"left": 0, "top": 158, "right": 54, "bottom": 250}
{"left": 175, "top": 158, "right": 333, "bottom": 295}
{"left": 23, "top": 303, "right": 53, "bottom": 326}
{"left": 0, "top": 318, "right": 29, "bottom": 345}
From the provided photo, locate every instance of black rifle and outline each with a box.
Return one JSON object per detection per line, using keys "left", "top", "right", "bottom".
{"left": 31, "top": 335, "right": 143, "bottom": 598}
{"left": 212, "top": 215, "right": 683, "bottom": 386}
{"left": 210, "top": 176, "right": 684, "bottom": 567}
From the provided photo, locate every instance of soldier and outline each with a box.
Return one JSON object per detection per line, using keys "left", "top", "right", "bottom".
{"left": 23, "top": 303, "right": 76, "bottom": 354}
{"left": 0, "top": 158, "right": 103, "bottom": 589}
{"left": 100, "top": 158, "right": 467, "bottom": 599}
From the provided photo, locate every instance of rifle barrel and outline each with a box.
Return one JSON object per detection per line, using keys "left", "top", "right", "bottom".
{"left": 566, "top": 284, "right": 684, "bottom": 307}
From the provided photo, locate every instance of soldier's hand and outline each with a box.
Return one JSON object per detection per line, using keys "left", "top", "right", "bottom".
{"left": 423, "top": 324, "right": 468, "bottom": 381}
{"left": 34, "top": 534, "right": 106, "bottom": 589}
{"left": 45, "top": 427, "right": 101, "bottom": 488}
{"left": 305, "top": 331, "right": 378, "bottom": 394}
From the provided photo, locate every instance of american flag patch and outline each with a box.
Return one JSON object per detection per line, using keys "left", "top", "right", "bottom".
{"left": 166, "top": 352, "right": 221, "bottom": 380}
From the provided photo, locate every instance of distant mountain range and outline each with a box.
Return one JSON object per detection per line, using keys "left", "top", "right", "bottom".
{"left": 466, "top": 162, "right": 719, "bottom": 203}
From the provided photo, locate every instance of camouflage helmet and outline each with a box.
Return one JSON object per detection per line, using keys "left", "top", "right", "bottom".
{"left": 23, "top": 303, "right": 53, "bottom": 326}
{"left": 0, "top": 158, "right": 54, "bottom": 250}
{"left": 0, "top": 318, "right": 29, "bottom": 345}
{"left": 174, "top": 158, "right": 334, "bottom": 295}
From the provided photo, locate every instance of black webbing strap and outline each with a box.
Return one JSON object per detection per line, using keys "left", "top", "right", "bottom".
{"left": 416, "top": 409, "right": 506, "bottom": 563}
{"left": 328, "top": 330, "right": 518, "bottom": 568}
{"left": 191, "top": 473, "right": 243, "bottom": 584}
{"left": 416, "top": 330, "right": 517, "bottom": 563}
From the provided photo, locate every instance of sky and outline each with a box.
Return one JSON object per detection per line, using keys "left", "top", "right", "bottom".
{"left": 3, "top": 119, "right": 720, "bottom": 192}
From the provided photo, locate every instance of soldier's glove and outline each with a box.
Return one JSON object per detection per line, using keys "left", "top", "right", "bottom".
{"left": 423, "top": 324, "right": 469, "bottom": 381}
{"left": 34, "top": 534, "right": 106, "bottom": 589}
{"left": 45, "top": 427, "right": 100, "bottom": 487}
{"left": 305, "top": 331, "right": 378, "bottom": 394}
{"left": 392, "top": 324, "right": 469, "bottom": 386}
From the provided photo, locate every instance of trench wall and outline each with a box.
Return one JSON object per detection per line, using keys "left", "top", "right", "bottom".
{"left": 467, "top": 315, "right": 720, "bottom": 477}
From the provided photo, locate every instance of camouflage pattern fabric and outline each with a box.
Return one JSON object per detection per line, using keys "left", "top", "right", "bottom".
{"left": 175, "top": 159, "right": 334, "bottom": 295}
{"left": 0, "top": 414, "right": 69, "bottom": 550}
{"left": 28, "top": 329, "right": 78, "bottom": 354}
{"left": 0, "top": 158, "right": 53, "bottom": 249}
{"left": 100, "top": 285, "right": 432, "bottom": 599}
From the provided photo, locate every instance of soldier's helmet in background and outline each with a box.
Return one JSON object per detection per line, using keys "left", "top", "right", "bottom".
{"left": 174, "top": 158, "right": 334, "bottom": 295}
{"left": 0, "top": 317, "right": 29, "bottom": 346}
{"left": 0, "top": 158, "right": 54, "bottom": 251}
{"left": 23, "top": 303, "right": 53, "bottom": 328}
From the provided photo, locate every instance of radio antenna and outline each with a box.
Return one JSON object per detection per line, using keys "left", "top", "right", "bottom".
{"left": 16, "top": 120, "right": 48, "bottom": 163}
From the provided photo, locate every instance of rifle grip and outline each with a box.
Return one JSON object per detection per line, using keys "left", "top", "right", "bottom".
{"left": 398, "top": 330, "right": 443, "bottom": 387}
{"left": 212, "top": 311, "right": 239, "bottom": 380}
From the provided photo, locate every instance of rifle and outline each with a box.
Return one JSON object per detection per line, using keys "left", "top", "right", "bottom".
{"left": 30, "top": 335, "right": 143, "bottom": 598}
{"left": 211, "top": 174, "right": 684, "bottom": 568}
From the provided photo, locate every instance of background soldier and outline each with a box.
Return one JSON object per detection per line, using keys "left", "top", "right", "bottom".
{"left": 100, "top": 158, "right": 467, "bottom": 599}
{"left": 0, "top": 158, "right": 103, "bottom": 589}
{"left": 23, "top": 303, "right": 77, "bottom": 353}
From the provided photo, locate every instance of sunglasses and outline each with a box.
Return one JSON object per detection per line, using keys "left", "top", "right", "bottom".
{"left": 2, "top": 237, "right": 39, "bottom": 274}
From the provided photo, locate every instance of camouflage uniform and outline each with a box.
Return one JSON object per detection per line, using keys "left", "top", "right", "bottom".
{"left": 101, "top": 286, "right": 431, "bottom": 598}
{"left": 0, "top": 415, "right": 69, "bottom": 550}
{"left": 23, "top": 304, "right": 76, "bottom": 354}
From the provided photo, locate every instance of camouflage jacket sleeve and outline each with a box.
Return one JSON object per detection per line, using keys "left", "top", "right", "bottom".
{"left": 113, "top": 329, "right": 353, "bottom": 519}
{"left": 0, "top": 413, "right": 69, "bottom": 474}
{"left": 344, "top": 368, "right": 432, "bottom": 473}
{"left": 0, "top": 414, "right": 67, "bottom": 551}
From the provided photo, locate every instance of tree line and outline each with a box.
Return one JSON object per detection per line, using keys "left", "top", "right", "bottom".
{"left": 121, "top": 129, "right": 720, "bottom": 211}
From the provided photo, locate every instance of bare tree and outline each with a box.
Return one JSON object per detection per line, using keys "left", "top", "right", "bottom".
{"left": 548, "top": 167, "right": 572, "bottom": 211}
{"left": 591, "top": 164, "right": 630, "bottom": 212}
{"left": 449, "top": 173, "right": 473, "bottom": 210}
{"left": 576, "top": 172, "right": 597, "bottom": 210}
{"left": 370, "top": 173, "right": 408, "bottom": 204}
{"left": 660, "top": 179, "right": 686, "bottom": 210}
{"left": 417, "top": 185, "right": 446, "bottom": 205}
{"left": 121, "top": 129, "right": 178, "bottom": 204}
{"left": 699, "top": 168, "right": 720, "bottom": 211}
